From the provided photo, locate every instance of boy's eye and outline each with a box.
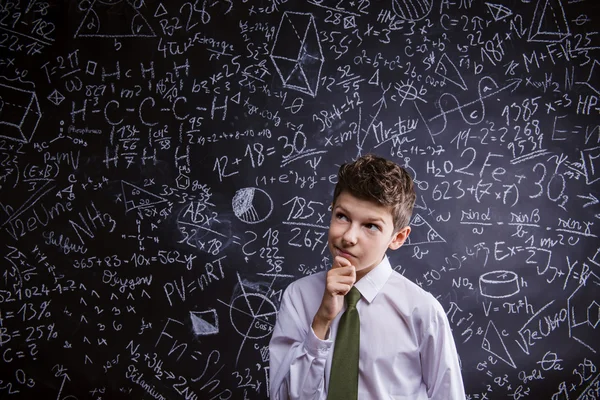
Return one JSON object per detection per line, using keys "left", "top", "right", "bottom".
{"left": 336, "top": 213, "right": 348, "bottom": 221}
{"left": 366, "top": 223, "right": 380, "bottom": 231}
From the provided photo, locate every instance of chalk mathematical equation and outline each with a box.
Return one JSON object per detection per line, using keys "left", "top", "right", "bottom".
{"left": 0, "top": 0, "right": 599, "bottom": 398}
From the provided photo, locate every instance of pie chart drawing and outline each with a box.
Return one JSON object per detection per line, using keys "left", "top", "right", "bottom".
{"left": 391, "top": 0, "right": 433, "bottom": 21}
{"left": 229, "top": 293, "right": 277, "bottom": 339}
{"left": 232, "top": 187, "right": 273, "bottom": 224}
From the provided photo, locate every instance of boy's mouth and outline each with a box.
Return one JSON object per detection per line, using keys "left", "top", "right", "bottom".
{"left": 335, "top": 246, "right": 356, "bottom": 259}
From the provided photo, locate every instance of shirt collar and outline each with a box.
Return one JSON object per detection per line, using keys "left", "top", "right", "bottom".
{"left": 354, "top": 256, "right": 393, "bottom": 303}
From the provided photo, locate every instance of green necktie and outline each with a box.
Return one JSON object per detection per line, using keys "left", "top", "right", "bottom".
{"left": 327, "top": 286, "right": 361, "bottom": 400}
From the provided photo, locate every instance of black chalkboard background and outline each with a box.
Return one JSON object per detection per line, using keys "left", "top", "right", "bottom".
{"left": 1, "top": 0, "right": 599, "bottom": 398}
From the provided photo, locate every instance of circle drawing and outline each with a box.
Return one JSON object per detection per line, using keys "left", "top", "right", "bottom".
{"left": 391, "top": 0, "right": 433, "bottom": 21}
{"left": 232, "top": 187, "right": 273, "bottom": 224}
{"left": 229, "top": 293, "right": 277, "bottom": 339}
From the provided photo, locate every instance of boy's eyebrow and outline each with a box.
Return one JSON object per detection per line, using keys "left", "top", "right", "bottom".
{"left": 334, "top": 205, "right": 388, "bottom": 225}
{"left": 365, "top": 216, "right": 387, "bottom": 225}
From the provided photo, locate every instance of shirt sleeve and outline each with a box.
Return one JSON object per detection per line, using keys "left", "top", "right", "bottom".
{"left": 269, "top": 283, "right": 333, "bottom": 400}
{"left": 419, "top": 300, "right": 467, "bottom": 400}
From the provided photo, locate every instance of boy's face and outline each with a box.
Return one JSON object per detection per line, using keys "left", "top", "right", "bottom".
{"left": 328, "top": 190, "right": 411, "bottom": 280}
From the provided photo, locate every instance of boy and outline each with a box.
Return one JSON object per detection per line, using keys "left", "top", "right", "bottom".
{"left": 269, "top": 154, "right": 466, "bottom": 399}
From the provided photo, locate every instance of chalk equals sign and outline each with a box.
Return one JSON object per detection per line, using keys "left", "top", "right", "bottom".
{"left": 232, "top": 235, "right": 241, "bottom": 245}
{"left": 336, "top": 75, "right": 363, "bottom": 86}
{"left": 267, "top": 147, "right": 276, "bottom": 156}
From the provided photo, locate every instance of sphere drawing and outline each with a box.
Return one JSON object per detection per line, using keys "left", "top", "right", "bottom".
{"left": 232, "top": 187, "right": 273, "bottom": 224}
{"left": 391, "top": 0, "right": 433, "bottom": 21}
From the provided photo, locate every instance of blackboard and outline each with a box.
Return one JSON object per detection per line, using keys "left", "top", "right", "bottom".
{"left": 0, "top": 0, "right": 599, "bottom": 398}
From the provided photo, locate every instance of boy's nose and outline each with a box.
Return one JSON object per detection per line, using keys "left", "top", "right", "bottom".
{"left": 342, "top": 225, "right": 358, "bottom": 245}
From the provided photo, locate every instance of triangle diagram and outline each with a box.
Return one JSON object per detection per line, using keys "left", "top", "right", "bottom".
{"left": 273, "top": 58, "right": 300, "bottom": 85}
{"left": 582, "top": 147, "right": 600, "bottom": 185}
{"left": 286, "top": 12, "right": 311, "bottom": 43}
{"left": 284, "top": 64, "right": 312, "bottom": 96}
{"left": 0, "top": 186, "right": 22, "bottom": 222}
{"left": 403, "top": 213, "right": 446, "bottom": 246}
{"left": 230, "top": 92, "right": 241, "bottom": 104}
{"left": 0, "top": 179, "right": 55, "bottom": 228}
{"left": 413, "top": 194, "right": 428, "bottom": 211}
{"left": 74, "top": 0, "right": 156, "bottom": 38}
{"left": 298, "top": 60, "right": 321, "bottom": 97}
{"left": 435, "top": 54, "right": 467, "bottom": 91}
{"left": 270, "top": 12, "right": 323, "bottom": 98}
{"left": 528, "top": 0, "right": 570, "bottom": 43}
{"left": 369, "top": 69, "right": 380, "bottom": 85}
{"left": 271, "top": 12, "right": 305, "bottom": 61}
{"left": 154, "top": 3, "right": 167, "bottom": 17}
{"left": 577, "top": 59, "right": 600, "bottom": 96}
{"left": 485, "top": 2, "right": 513, "bottom": 22}
{"left": 299, "top": 15, "right": 324, "bottom": 61}
{"left": 121, "top": 181, "right": 167, "bottom": 213}
{"left": 190, "top": 310, "right": 219, "bottom": 336}
{"left": 482, "top": 320, "right": 516, "bottom": 368}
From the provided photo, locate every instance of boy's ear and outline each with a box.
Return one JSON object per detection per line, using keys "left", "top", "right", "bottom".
{"left": 388, "top": 226, "right": 411, "bottom": 250}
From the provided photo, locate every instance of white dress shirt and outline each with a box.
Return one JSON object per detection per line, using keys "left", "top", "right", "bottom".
{"left": 269, "top": 256, "right": 466, "bottom": 399}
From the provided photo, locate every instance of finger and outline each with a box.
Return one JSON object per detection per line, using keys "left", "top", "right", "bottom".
{"left": 332, "top": 256, "right": 352, "bottom": 269}
{"left": 329, "top": 265, "right": 356, "bottom": 278}
{"left": 327, "top": 282, "right": 353, "bottom": 296}
{"left": 327, "top": 273, "right": 355, "bottom": 286}
{"left": 335, "top": 255, "right": 352, "bottom": 267}
{"left": 348, "top": 265, "right": 356, "bottom": 280}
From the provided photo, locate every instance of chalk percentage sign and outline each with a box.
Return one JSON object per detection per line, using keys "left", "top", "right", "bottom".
{"left": 38, "top": 300, "right": 52, "bottom": 320}
{"left": 47, "top": 323, "right": 58, "bottom": 340}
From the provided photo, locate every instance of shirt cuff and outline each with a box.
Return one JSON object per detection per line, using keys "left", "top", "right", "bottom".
{"left": 305, "top": 326, "right": 333, "bottom": 358}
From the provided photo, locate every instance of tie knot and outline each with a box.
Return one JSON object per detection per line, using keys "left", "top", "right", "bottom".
{"left": 346, "top": 287, "right": 361, "bottom": 308}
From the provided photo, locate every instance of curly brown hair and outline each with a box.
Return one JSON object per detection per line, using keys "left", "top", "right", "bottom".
{"left": 332, "top": 154, "right": 416, "bottom": 232}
